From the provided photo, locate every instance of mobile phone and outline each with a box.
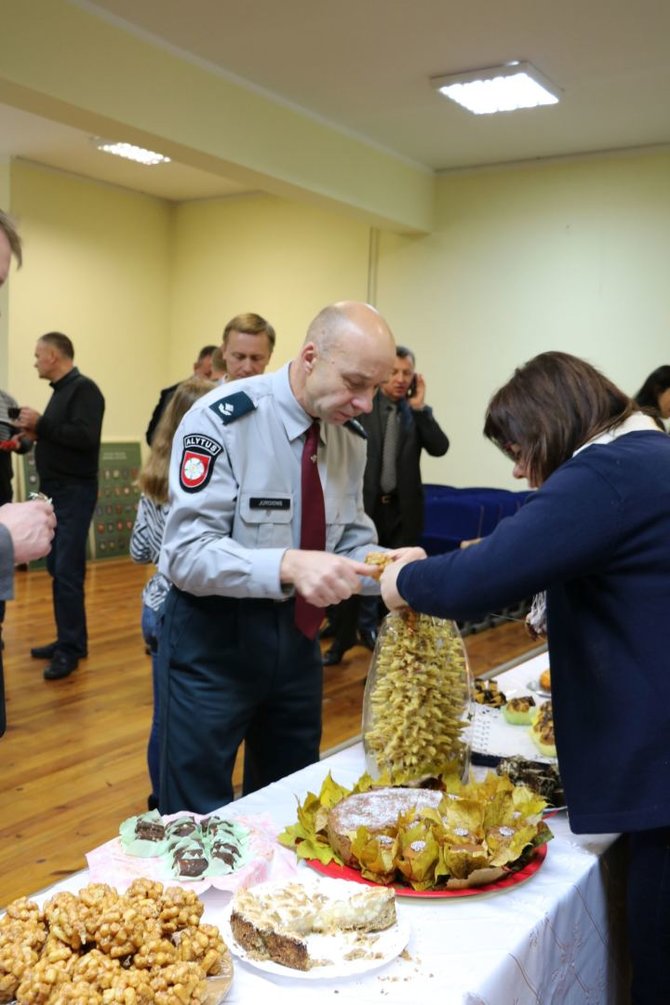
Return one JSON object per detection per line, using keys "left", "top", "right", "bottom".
{"left": 407, "top": 376, "right": 417, "bottom": 398}
{"left": 7, "top": 407, "right": 20, "bottom": 420}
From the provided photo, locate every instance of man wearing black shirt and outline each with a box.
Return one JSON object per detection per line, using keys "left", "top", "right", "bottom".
{"left": 18, "top": 332, "right": 105, "bottom": 679}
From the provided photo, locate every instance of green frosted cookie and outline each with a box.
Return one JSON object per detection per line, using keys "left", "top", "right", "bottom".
{"left": 205, "top": 818, "right": 251, "bottom": 876}
{"left": 119, "top": 809, "right": 168, "bottom": 857}
{"left": 502, "top": 695, "right": 536, "bottom": 725}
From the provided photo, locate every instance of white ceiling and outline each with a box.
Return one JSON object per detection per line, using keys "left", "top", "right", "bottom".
{"left": 3, "top": 0, "right": 670, "bottom": 202}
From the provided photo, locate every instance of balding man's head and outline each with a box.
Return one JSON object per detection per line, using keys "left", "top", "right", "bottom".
{"left": 305, "top": 301, "right": 393, "bottom": 357}
{"left": 292, "top": 301, "right": 396, "bottom": 423}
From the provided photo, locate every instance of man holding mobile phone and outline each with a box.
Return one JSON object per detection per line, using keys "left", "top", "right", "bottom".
{"left": 323, "top": 344, "right": 450, "bottom": 663}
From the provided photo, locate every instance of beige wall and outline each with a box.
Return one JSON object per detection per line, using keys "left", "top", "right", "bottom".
{"left": 376, "top": 148, "right": 670, "bottom": 488}
{"left": 9, "top": 162, "right": 172, "bottom": 441}
{"left": 170, "top": 194, "right": 372, "bottom": 372}
{"left": 6, "top": 164, "right": 373, "bottom": 450}
{"left": 6, "top": 149, "right": 670, "bottom": 492}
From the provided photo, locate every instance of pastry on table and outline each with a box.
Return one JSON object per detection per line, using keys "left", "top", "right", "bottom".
{"left": 474, "top": 679, "right": 507, "bottom": 706}
{"left": 503, "top": 695, "right": 536, "bottom": 724}
{"left": 530, "top": 701, "right": 557, "bottom": 757}
{"left": 229, "top": 880, "right": 396, "bottom": 971}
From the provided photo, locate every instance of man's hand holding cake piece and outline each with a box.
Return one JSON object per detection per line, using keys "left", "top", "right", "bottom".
{"left": 364, "top": 547, "right": 426, "bottom": 609}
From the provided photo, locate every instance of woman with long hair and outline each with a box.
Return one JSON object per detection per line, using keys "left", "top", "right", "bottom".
{"left": 381, "top": 351, "right": 670, "bottom": 1004}
{"left": 634, "top": 364, "right": 670, "bottom": 425}
{"left": 130, "top": 376, "right": 215, "bottom": 809}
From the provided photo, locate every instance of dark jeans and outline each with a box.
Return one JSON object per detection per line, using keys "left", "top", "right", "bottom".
{"left": 141, "top": 601, "right": 165, "bottom": 802}
{"left": 41, "top": 479, "right": 98, "bottom": 658}
{"left": 158, "top": 590, "right": 323, "bottom": 814}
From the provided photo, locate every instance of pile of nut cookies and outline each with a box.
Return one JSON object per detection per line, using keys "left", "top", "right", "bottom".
{"left": 0, "top": 879, "right": 231, "bottom": 1004}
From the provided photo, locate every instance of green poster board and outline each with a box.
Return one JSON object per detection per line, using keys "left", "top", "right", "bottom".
{"left": 20, "top": 449, "right": 41, "bottom": 500}
{"left": 93, "top": 442, "right": 142, "bottom": 559}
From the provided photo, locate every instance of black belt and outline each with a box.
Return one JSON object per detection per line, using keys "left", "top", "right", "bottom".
{"left": 379, "top": 493, "right": 397, "bottom": 505}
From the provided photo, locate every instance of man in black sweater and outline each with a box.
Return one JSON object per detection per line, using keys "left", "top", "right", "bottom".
{"left": 17, "top": 332, "right": 105, "bottom": 679}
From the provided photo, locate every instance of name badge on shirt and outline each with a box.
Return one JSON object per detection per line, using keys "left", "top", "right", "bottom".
{"left": 179, "top": 434, "right": 223, "bottom": 493}
{"left": 249, "top": 497, "right": 291, "bottom": 510}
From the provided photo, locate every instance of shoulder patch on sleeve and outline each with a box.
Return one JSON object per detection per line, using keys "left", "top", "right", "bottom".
{"left": 209, "top": 391, "right": 256, "bottom": 425}
{"left": 343, "top": 418, "right": 368, "bottom": 439}
{"left": 179, "top": 433, "right": 223, "bottom": 493}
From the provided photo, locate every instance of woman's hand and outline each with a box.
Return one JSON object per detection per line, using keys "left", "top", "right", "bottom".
{"left": 380, "top": 551, "right": 425, "bottom": 611}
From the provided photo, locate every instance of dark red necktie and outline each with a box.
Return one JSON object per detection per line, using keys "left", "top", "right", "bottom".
{"left": 295, "top": 420, "right": 326, "bottom": 639}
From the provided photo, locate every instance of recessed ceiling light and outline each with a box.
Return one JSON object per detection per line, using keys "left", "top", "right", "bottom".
{"left": 94, "top": 140, "right": 171, "bottom": 165}
{"left": 431, "top": 61, "right": 560, "bottom": 115}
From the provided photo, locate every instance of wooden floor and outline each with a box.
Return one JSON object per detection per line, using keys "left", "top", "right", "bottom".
{"left": 0, "top": 559, "right": 541, "bottom": 907}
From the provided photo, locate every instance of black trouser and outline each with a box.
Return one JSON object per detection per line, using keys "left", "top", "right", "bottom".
{"left": 158, "top": 589, "right": 323, "bottom": 814}
{"left": 42, "top": 479, "right": 98, "bottom": 658}
{"left": 371, "top": 494, "right": 406, "bottom": 550}
{"left": 326, "top": 595, "right": 383, "bottom": 653}
{"left": 627, "top": 827, "right": 670, "bottom": 1003}
{"left": 326, "top": 493, "right": 412, "bottom": 653}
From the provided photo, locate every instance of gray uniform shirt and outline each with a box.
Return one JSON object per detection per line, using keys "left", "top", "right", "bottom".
{"left": 159, "top": 363, "right": 380, "bottom": 598}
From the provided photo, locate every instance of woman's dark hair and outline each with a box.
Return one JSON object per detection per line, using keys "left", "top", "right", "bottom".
{"left": 634, "top": 365, "right": 670, "bottom": 410}
{"left": 483, "top": 351, "right": 636, "bottom": 485}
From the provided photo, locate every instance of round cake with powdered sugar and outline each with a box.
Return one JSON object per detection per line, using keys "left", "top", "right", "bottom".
{"left": 326, "top": 787, "right": 443, "bottom": 867}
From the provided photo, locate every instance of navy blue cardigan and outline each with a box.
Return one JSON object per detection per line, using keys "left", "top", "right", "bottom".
{"left": 397, "top": 431, "right": 670, "bottom": 834}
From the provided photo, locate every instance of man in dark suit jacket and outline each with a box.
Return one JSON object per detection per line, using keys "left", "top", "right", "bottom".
{"left": 323, "top": 345, "right": 449, "bottom": 663}
{"left": 361, "top": 346, "right": 449, "bottom": 548}
{"left": 145, "top": 345, "right": 217, "bottom": 445}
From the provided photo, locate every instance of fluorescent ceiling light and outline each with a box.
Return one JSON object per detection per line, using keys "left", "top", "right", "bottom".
{"left": 94, "top": 140, "right": 171, "bottom": 165}
{"left": 432, "top": 61, "right": 560, "bottom": 115}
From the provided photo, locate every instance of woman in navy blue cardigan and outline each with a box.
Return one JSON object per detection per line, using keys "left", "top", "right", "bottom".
{"left": 381, "top": 351, "right": 670, "bottom": 1005}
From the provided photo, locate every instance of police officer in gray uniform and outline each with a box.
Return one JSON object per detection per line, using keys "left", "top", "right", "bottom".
{"left": 158, "top": 301, "right": 425, "bottom": 813}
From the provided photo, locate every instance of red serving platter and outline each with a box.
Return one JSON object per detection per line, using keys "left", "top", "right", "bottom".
{"left": 306, "top": 843, "right": 547, "bottom": 898}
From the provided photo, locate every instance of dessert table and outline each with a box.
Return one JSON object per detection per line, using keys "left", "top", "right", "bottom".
{"left": 15, "top": 652, "right": 631, "bottom": 1004}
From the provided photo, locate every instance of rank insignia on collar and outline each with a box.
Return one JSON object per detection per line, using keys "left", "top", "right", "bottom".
{"left": 209, "top": 391, "right": 256, "bottom": 425}
{"left": 179, "top": 434, "right": 222, "bottom": 493}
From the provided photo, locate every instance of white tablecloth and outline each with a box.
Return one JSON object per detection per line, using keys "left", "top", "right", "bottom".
{"left": 24, "top": 654, "right": 631, "bottom": 1004}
